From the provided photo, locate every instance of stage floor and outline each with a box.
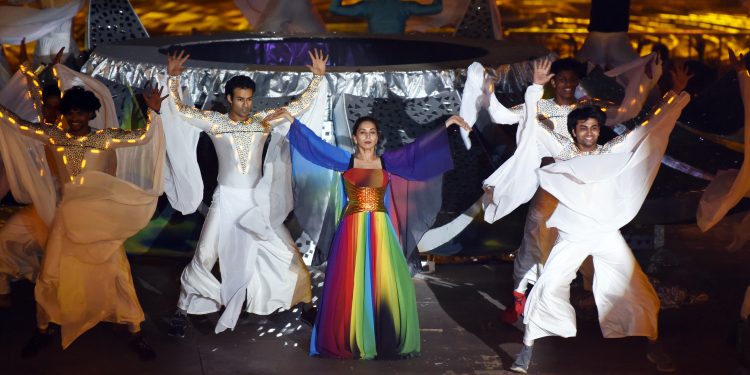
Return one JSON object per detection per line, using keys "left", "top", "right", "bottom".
{"left": 1, "top": 213, "right": 748, "bottom": 374}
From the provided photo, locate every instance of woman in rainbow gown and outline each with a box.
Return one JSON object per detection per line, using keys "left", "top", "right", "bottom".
{"left": 266, "top": 108, "right": 470, "bottom": 359}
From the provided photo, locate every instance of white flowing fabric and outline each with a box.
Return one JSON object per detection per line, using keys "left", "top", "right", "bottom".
{"left": 576, "top": 31, "right": 639, "bottom": 71}
{"left": 0, "top": 63, "right": 165, "bottom": 347}
{"left": 160, "top": 73, "right": 326, "bottom": 333}
{"left": 0, "top": 0, "right": 81, "bottom": 45}
{"left": 521, "top": 91, "right": 690, "bottom": 344}
{"left": 466, "top": 54, "right": 663, "bottom": 224}
{"left": 697, "top": 70, "right": 750, "bottom": 250}
{"left": 0, "top": 68, "right": 56, "bottom": 225}
{"left": 603, "top": 53, "right": 663, "bottom": 126}
{"left": 0, "top": 67, "right": 55, "bottom": 294}
{"left": 481, "top": 83, "right": 544, "bottom": 223}
{"left": 234, "top": 0, "right": 325, "bottom": 33}
{"left": 541, "top": 92, "right": 690, "bottom": 236}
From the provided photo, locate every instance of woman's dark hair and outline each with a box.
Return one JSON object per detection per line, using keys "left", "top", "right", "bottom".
{"left": 42, "top": 84, "right": 61, "bottom": 102}
{"left": 567, "top": 105, "right": 606, "bottom": 137}
{"left": 353, "top": 116, "right": 380, "bottom": 133}
{"left": 551, "top": 58, "right": 587, "bottom": 80}
{"left": 60, "top": 86, "right": 101, "bottom": 119}
{"left": 224, "top": 75, "right": 256, "bottom": 98}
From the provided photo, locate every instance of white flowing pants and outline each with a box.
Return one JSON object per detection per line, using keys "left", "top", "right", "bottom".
{"left": 523, "top": 230, "right": 659, "bottom": 345}
{"left": 177, "top": 185, "right": 311, "bottom": 333}
{"left": 513, "top": 189, "right": 558, "bottom": 293}
{"left": 0, "top": 205, "right": 47, "bottom": 294}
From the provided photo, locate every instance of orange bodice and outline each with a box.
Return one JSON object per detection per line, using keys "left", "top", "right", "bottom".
{"left": 342, "top": 168, "right": 389, "bottom": 216}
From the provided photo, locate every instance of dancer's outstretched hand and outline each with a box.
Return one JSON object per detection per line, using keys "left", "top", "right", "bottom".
{"left": 445, "top": 115, "right": 471, "bottom": 132}
{"left": 532, "top": 58, "right": 554, "bottom": 86}
{"left": 143, "top": 82, "right": 169, "bottom": 113}
{"left": 729, "top": 49, "right": 748, "bottom": 74}
{"left": 262, "top": 108, "right": 294, "bottom": 124}
{"left": 307, "top": 49, "right": 329, "bottom": 76}
{"left": 670, "top": 62, "right": 694, "bottom": 93}
{"left": 167, "top": 50, "right": 190, "bottom": 76}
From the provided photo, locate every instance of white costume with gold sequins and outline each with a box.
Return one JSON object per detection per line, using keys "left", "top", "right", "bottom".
{"left": 0, "top": 63, "right": 165, "bottom": 349}
{"left": 161, "top": 73, "right": 325, "bottom": 333}
{"left": 523, "top": 90, "right": 690, "bottom": 345}
{"left": 461, "top": 55, "right": 661, "bottom": 295}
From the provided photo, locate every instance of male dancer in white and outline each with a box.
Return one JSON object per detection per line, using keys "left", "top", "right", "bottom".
{"left": 163, "top": 50, "right": 327, "bottom": 336}
{"left": 0, "top": 83, "right": 166, "bottom": 359}
{"left": 461, "top": 55, "right": 662, "bottom": 323}
{"left": 506, "top": 61, "right": 690, "bottom": 373}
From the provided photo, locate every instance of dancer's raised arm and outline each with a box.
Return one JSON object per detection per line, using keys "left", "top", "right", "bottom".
{"left": 102, "top": 82, "right": 166, "bottom": 149}
{"left": 165, "top": 50, "right": 213, "bottom": 131}
{"left": 255, "top": 49, "right": 328, "bottom": 125}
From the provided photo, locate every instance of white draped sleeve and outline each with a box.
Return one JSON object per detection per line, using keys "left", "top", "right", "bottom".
{"left": 539, "top": 91, "right": 690, "bottom": 235}
{"left": 158, "top": 74, "right": 205, "bottom": 214}
{"left": 460, "top": 62, "right": 523, "bottom": 149}
{"left": 0, "top": 0, "right": 82, "bottom": 44}
{"left": 0, "top": 69, "right": 58, "bottom": 226}
{"left": 481, "top": 83, "right": 546, "bottom": 223}
{"left": 604, "top": 52, "right": 663, "bottom": 126}
{"left": 697, "top": 70, "right": 750, "bottom": 235}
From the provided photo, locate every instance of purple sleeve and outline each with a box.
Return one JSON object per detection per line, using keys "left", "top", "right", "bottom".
{"left": 382, "top": 126, "right": 454, "bottom": 181}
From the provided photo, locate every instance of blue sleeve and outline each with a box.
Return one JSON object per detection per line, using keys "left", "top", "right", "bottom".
{"left": 382, "top": 126, "right": 454, "bottom": 181}
{"left": 288, "top": 118, "right": 350, "bottom": 172}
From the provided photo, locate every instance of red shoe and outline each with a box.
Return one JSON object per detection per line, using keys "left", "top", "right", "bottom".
{"left": 501, "top": 291, "right": 527, "bottom": 324}
{"left": 513, "top": 291, "right": 527, "bottom": 316}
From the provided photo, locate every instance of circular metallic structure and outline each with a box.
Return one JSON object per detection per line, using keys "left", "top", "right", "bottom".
{"left": 83, "top": 33, "right": 548, "bottom": 102}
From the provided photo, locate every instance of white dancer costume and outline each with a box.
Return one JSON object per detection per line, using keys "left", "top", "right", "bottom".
{"left": 0, "top": 63, "right": 165, "bottom": 348}
{"left": 0, "top": 0, "right": 82, "bottom": 64}
{"left": 696, "top": 70, "right": 750, "bottom": 250}
{"left": 461, "top": 54, "right": 662, "bottom": 293}
{"left": 161, "top": 72, "right": 326, "bottom": 333}
{"left": 519, "top": 87, "right": 691, "bottom": 345}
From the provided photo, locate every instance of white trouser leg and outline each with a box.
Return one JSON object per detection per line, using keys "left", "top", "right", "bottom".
{"left": 591, "top": 232, "right": 659, "bottom": 340}
{"left": 177, "top": 190, "right": 222, "bottom": 314}
{"left": 514, "top": 190, "right": 558, "bottom": 293}
{"left": 523, "top": 237, "right": 591, "bottom": 345}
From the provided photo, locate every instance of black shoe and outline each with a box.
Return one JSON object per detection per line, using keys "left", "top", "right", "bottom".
{"left": 129, "top": 333, "right": 156, "bottom": 361}
{"left": 509, "top": 344, "right": 533, "bottom": 373}
{"left": 167, "top": 311, "right": 189, "bottom": 338}
{"left": 300, "top": 306, "right": 317, "bottom": 327}
{"left": 21, "top": 329, "right": 54, "bottom": 358}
